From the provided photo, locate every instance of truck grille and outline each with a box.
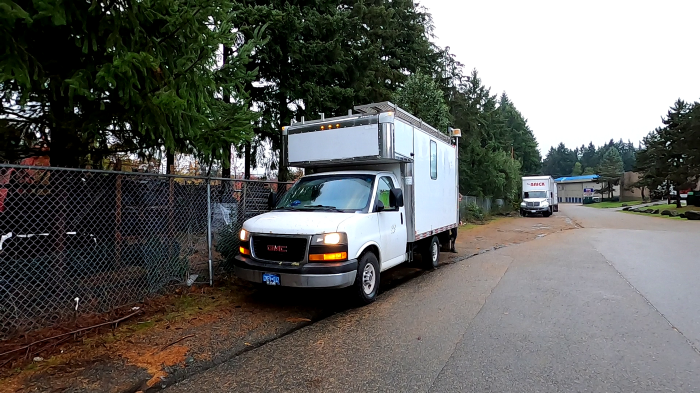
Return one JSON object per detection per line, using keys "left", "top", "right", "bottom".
{"left": 526, "top": 202, "right": 540, "bottom": 207}
{"left": 251, "top": 236, "right": 308, "bottom": 262}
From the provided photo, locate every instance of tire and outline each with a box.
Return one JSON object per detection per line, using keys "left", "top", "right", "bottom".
{"left": 352, "top": 252, "right": 380, "bottom": 305}
{"left": 520, "top": 209, "right": 525, "bottom": 216}
{"left": 422, "top": 236, "right": 440, "bottom": 270}
{"left": 544, "top": 207, "right": 552, "bottom": 217}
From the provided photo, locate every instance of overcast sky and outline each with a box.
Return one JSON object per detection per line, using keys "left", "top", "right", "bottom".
{"left": 418, "top": 0, "right": 700, "bottom": 155}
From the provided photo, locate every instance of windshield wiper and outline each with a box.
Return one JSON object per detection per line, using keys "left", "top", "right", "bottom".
{"left": 302, "top": 205, "right": 344, "bottom": 212}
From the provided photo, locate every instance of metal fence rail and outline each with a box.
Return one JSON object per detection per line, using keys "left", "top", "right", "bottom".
{"left": 0, "top": 164, "right": 290, "bottom": 339}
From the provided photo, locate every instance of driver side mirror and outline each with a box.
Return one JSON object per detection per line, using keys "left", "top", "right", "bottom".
{"left": 390, "top": 188, "right": 404, "bottom": 207}
{"left": 375, "top": 199, "right": 385, "bottom": 213}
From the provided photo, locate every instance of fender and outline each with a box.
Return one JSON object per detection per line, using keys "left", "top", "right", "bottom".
{"left": 355, "top": 240, "right": 381, "bottom": 261}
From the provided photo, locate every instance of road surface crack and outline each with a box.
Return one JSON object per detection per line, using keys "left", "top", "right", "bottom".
{"left": 593, "top": 246, "right": 700, "bottom": 357}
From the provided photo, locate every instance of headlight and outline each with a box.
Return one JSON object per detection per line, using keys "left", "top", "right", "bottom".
{"left": 541, "top": 202, "right": 549, "bottom": 207}
{"left": 239, "top": 229, "right": 250, "bottom": 241}
{"left": 312, "top": 232, "right": 347, "bottom": 245}
{"left": 520, "top": 202, "right": 526, "bottom": 207}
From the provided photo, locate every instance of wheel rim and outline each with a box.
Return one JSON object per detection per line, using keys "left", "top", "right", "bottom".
{"left": 362, "top": 263, "right": 376, "bottom": 295}
{"left": 431, "top": 241, "right": 438, "bottom": 263}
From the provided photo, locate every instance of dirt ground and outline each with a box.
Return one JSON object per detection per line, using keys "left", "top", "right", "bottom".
{"left": 0, "top": 212, "right": 577, "bottom": 393}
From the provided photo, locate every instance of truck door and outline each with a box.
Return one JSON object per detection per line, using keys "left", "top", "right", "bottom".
{"left": 375, "top": 175, "right": 407, "bottom": 265}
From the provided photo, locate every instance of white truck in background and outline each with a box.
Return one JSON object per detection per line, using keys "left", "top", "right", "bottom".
{"left": 520, "top": 176, "right": 558, "bottom": 217}
{"left": 234, "top": 102, "right": 460, "bottom": 304}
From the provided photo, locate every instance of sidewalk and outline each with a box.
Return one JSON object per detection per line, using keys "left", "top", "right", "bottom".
{"left": 1, "top": 214, "right": 578, "bottom": 393}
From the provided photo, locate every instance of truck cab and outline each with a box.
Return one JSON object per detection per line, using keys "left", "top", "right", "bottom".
{"left": 235, "top": 170, "right": 406, "bottom": 303}
{"left": 234, "top": 102, "right": 460, "bottom": 304}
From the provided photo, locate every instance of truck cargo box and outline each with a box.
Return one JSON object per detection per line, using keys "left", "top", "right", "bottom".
{"left": 285, "top": 102, "right": 459, "bottom": 242}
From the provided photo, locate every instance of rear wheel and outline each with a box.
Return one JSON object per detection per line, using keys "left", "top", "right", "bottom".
{"left": 351, "top": 252, "right": 380, "bottom": 305}
{"left": 422, "top": 236, "right": 440, "bottom": 270}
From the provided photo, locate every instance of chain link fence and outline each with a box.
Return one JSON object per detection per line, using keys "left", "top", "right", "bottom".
{"left": 0, "top": 164, "right": 291, "bottom": 339}
{"left": 459, "top": 196, "right": 507, "bottom": 222}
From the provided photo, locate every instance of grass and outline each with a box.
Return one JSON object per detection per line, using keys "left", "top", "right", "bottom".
{"left": 587, "top": 200, "right": 644, "bottom": 209}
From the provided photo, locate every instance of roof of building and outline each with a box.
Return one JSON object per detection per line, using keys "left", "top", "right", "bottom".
{"left": 554, "top": 174, "right": 599, "bottom": 183}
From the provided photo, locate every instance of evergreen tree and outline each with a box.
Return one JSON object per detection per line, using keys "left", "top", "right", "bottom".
{"left": 580, "top": 142, "right": 598, "bottom": 173}
{"left": 597, "top": 147, "right": 624, "bottom": 199}
{"left": 394, "top": 71, "right": 450, "bottom": 133}
{"left": 572, "top": 161, "right": 583, "bottom": 176}
{"left": 1, "top": 0, "right": 260, "bottom": 167}
{"left": 542, "top": 143, "right": 577, "bottom": 178}
{"left": 497, "top": 93, "right": 541, "bottom": 175}
{"left": 229, "top": 0, "right": 439, "bottom": 180}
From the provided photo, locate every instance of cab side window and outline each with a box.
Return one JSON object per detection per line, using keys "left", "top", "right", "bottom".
{"left": 376, "top": 176, "right": 398, "bottom": 211}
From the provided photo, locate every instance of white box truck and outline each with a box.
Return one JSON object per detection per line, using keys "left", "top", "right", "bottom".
{"left": 234, "top": 102, "right": 460, "bottom": 304}
{"left": 520, "top": 176, "right": 558, "bottom": 217}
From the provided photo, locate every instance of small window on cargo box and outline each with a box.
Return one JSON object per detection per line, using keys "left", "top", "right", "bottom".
{"left": 430, "top": 141, "right": 437, "bottom": 180}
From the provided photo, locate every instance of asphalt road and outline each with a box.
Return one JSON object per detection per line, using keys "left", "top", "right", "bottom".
{"left": 166, "top": 205, "right": 700, "bottom": 393}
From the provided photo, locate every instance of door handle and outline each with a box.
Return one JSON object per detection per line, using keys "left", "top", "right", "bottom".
{"left": 400, "top": 212, "right": 403, "bottom": 225}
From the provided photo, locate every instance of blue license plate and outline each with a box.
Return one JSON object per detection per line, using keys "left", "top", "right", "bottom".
{"left": 262, "top": 273, "right": 281, "bottom": 286}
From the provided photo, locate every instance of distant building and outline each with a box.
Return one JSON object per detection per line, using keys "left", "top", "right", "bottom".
{"left": 554, "top": 175, "right": 621, "bottom": 203}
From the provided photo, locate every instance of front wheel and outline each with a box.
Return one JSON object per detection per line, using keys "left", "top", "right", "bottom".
{"left": 351, "top": 252, "right": 380, "bottom": 305}
{"left": 422, "top": 236, "right": 440, "bottom": 270}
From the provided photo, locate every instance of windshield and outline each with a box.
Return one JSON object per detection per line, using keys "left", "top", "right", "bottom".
{"left": 524, "top": 191, "right": 547, "bottom": 199}
{"left": 276, "top": 174, "right": 375, "bottom": 212}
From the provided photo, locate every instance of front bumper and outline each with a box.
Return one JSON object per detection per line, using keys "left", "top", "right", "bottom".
{"left": 522, "top": 206, "right": 550, "bottom": 212}
{"left": 234, "top": 255, "right": 358, "bottom": 288}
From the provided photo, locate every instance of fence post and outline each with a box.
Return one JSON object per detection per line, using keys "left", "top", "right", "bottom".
{"left": 115, "top": 174, "right": 122, "bottom": 268}
{"left": 207, "top": 178, "right": 213, "bottom": 286}
{"left": 168, "top": 174, "right": 175, "bottom": 266}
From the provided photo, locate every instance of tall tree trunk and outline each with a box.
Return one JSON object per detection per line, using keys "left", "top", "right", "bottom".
{"left": 221, "top": 44, "right": 232, "bottom": 180}
{"left": 244, "top": 142, "right": 251, "bottom": 180}
{"left": 221, "top": 147, "right": 231, "bottom": 179}
{"left": 50, "top": 128, "right": 82, "bottom": 168}
{"left": 166, "top": 151, "right": 175, "bottom": 174}
{"left": 277, "top": 92, "right": 290, "bottom": 182}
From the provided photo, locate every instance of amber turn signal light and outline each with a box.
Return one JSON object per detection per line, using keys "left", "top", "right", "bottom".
{"left": 308, "top": 252, "right": 348, "bottom": 261}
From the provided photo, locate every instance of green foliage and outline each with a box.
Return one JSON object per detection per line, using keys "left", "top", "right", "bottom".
{"left": 635, "top": 99, "right": 700, "bottom": 206}
{"left": 542, "top": 143, "right": 578, "bottom": 178}
{"left": 1, "top": 0, "right": 261, "bottom": 167}
{"left": 394, "top": 72, "right": 450, "bottom": 133}
{"left": 597, "top": 147, "right": 624, "bottom": 198}
{"left": 572, "top": 161, "right": 583, "bottom": 176}
{"left": 230, "top": 0, "right": 439, "bottom": 179}
{"left": 215, "top": 224, "right": 240, "bottom": 269}
{"left": 544, "top": 139, "right": 637, "bottom": 178}
{"left": 445, "top": 69, "right": 530, "bottom": 202}
{"left": 497, "top": 93, "right": 542, "bottom": 175}
{"left": 465, "top": 202, "right": 485, "bottom": 222}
